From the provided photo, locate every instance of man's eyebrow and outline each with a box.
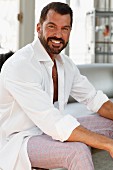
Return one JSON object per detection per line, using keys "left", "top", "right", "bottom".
{"left": 64, "top": 25, "right": 71, "bottom": 28}
{"left": 47, "top": 22, "right": 56, "bottom": 25}
{"left": 47, "top": 22, "right": 71, "bottom": 28}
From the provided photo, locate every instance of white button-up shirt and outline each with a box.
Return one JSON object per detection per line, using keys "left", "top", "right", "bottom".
{"left": 0, "top": 39, "right": 108, "bottom": 170}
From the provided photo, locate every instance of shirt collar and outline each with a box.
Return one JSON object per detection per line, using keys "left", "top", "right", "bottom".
{"left": 31, "top": 38, "right": 65, "bottom": 65}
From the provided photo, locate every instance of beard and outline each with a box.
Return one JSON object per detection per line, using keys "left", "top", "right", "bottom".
{"left": 39, "top": 33, "right": 68, "bottom": 55}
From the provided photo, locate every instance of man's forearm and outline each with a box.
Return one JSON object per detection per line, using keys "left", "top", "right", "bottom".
{"left": 98, "top": 100, "right": 113, "bottom": 120}
{"left": 67, "top": 125, "right": 113, "bottom": 157}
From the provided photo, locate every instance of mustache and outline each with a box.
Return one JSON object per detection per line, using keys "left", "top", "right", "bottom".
{"left": 47, "top": 37, "right": 65, "bottom": 44}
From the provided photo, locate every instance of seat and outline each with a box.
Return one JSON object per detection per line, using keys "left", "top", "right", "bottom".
{"left": 0, "top": 51, "right": 14, "bottom": 71}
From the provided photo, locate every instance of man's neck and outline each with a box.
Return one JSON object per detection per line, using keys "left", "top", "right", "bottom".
{"left": 49, "top": 53, "right": 59, "bottom": 62}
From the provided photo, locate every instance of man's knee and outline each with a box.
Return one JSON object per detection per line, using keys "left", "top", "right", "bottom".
{"left": 65, "top": 142, "right": 92, "bottom": 168}
{"left": 68, "top": 142, "right": 91, "bottom": 156}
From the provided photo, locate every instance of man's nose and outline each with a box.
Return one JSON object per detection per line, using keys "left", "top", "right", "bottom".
{"left": 53, "top": 29, "right": 63, "bottom": 38}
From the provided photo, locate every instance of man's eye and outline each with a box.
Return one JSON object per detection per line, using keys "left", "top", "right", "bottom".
{"left": 62, "top": 27, "right": 69, "bottom": 31}
{"left": 48, "top": 25, "right": 55, "bottom": 29}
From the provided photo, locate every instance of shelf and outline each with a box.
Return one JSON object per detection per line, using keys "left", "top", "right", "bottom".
{"left": 86, "top": 8, "right": 113, "bottom": 62}
{"left": 95, "top": 52, "right": 113, "bottom": 55}
{"left": 96, "top": 10, "right": 113, "bottom": 17}
{"left": 96, "top": 41, "right": 113, "bottom": 44}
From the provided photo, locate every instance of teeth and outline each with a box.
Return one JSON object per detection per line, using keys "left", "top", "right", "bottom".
{"left": 51, "top": 40, "right": 60, "bottom": 44}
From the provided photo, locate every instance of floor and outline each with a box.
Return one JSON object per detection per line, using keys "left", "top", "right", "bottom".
{"left": 92, "top": 149, "right": 113, "bottom": 170}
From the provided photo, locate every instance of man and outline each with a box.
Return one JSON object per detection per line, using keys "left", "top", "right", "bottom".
{"left": 0, "top": 2, "right": 113, "bottom": 170}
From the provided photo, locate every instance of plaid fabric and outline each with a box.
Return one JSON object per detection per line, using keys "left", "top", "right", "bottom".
{"left": 28, "top": 114, "right": 113, "bottom": 170}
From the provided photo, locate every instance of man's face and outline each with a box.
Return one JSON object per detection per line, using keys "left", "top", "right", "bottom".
{"left": 37, "top": 10, "right": 71, "bottom": 55}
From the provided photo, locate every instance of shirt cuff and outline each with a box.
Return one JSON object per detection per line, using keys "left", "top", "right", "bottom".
{"left": 87, "top": 90, "right": 109, "bottom": 112}
{"left": 55, "top": 115, "right": 80, "bottom": 142}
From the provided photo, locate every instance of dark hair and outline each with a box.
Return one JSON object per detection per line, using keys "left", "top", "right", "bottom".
{"left": 0, "top": 51, "right": 14, "bottom": 71}
{"left": 39, "top": 2, "right": 73, "bottom": 27}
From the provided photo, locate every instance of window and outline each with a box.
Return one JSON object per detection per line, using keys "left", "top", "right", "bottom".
{"left": 69, "top": 0, "right": 94, "bottom": 64}
{"left": 0, "top": 0, "right": 94, "bottom": 63}
{"left": 0, "top": 0, "right": 19, "bottom": 52}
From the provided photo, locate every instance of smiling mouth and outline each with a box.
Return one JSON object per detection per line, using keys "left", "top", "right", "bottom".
{"left": 50, "top": 39, "right": 64, "bottom": 48}
{"left": 51, "top": 39, "right": 61, "bottom": 44}
{"left": 48, "top": 36, "right": 64, "bottom": 44}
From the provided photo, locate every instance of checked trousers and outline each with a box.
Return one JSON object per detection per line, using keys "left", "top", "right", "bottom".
{"left": 28, "top": 114, "right": 113, "bottom": 170}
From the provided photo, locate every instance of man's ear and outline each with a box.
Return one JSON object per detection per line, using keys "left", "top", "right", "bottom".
{"left": 37, "top": 23, "right": 41, "bottom": 35}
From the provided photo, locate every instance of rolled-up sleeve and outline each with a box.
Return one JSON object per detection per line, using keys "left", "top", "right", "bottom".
{"left": 70, "top": 65, "right": 109, "bottom": 113}
{"left": 86, "top": 90, "right": 109, "bottom": 112}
